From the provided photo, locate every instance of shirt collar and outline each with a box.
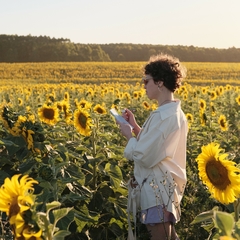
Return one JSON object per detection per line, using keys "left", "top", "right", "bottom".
{"left": 154, "top": 100, "right": 181, "bottom": 120}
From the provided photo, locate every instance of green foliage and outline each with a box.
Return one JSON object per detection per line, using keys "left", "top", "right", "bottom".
{"left": 1, "top": 34, "right": 240, "bottom": 62}
{"left": 191, "top": 205, "right": 240, "bottom": 239}
{"left": 0, "top": 81, "right": 240, "bottom": 239}
{"left": 0, "top": 104, "right": 130, "bottom": 239}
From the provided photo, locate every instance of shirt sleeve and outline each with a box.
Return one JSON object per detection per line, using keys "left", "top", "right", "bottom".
{"left": 124, "top": 124, "right": 168, "bottom": 169}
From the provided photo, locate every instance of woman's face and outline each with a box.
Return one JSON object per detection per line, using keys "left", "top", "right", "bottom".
{"left": 142, "top": 75, "right": 159, "bottom": 100}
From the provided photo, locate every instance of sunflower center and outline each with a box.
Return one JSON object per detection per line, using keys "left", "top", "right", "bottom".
{"left": 219, "top": 119, "right": 226, "bottom": 127}
{"left": 80, "top": 103, "right": 86, "bottom": 108}
{"left": 78, "top": 113, "right": 87, "bottom": 128}
{"left": 206, "top": 159, "right": 231, "bottom": 190}
{"left": 9, "top": 197, "right": 20, "bottom": 218}
{"left": 43, "top": 108, "right": 55, "bottom": 120}
{"left": 96, "top": 107, "right": 103, "bottom": 114}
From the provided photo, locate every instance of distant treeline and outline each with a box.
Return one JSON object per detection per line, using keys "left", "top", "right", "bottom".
{"left": 0, "top": 34, "right": 240, "bottom": 62}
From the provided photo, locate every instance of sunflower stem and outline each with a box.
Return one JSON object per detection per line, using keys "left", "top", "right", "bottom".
{"left": 234, "top": 198, "right": 240, "bottom": 222}
{"left": 92, "top": 124, "right": 97, "bottom": 190}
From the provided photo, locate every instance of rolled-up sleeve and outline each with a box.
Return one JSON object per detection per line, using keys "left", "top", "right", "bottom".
{"left": 123, "top": 137, "right": 138, "bottom": 160}
{"left": 124, "top": 126, "right": 167, "bottom": 168}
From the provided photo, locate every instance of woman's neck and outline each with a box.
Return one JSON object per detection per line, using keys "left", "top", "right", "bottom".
{"left": 158, "top": 91, "right": 174, "bottom": 106}
{"left": 159, "top": 98, "right": 175, "bottom": 106}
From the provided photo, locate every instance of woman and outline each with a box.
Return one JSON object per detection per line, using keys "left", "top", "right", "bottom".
{"left": 118, "top": 54, "right": 188, "bottom": 240}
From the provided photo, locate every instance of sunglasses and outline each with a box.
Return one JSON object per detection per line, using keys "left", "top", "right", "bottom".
{"left": 142, "top": 77, "right": 153, "bottom": 85}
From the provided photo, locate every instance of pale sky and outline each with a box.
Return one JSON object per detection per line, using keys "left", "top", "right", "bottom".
{"left": 1, "top": 0, "right": 240, "bottom": 49}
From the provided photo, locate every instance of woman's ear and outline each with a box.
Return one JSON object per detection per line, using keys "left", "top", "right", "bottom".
{"left": 157, "top": 81, "right": 164, "bottom": 88}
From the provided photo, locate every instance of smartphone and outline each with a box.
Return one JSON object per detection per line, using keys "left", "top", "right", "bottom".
{"left": 110, "top": 108, "right": 134, "bottom": 130}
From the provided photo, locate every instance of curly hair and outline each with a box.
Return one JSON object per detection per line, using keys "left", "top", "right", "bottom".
{"left": 143, "top": 53, "right": 187, "bottom": 92}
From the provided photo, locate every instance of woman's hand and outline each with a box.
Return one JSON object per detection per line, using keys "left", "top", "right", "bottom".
{"left": 118, "top": 122, "right": 133, "bottom": 140}
{"left": 122, "top": 109, "right": 137, "bottom": 127}
{"left": 122, "top": 109, "right": 141, "bottom": 136}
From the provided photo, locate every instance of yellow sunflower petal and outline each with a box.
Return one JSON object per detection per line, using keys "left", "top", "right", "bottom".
{"left": 74, "top": 108, "right": 93, "bottom": 136}
{"left": 0, "top": 174, "right": 38, "bottom": 217}
{"left": 196, "top": 142, "right": 240, "bottom": 204}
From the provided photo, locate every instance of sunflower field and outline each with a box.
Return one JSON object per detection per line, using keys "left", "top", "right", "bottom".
{"left": 1, "top": 61, "right": 240, "bottom": 85}
{"left": 0, "top": 62, "right": 240, "bottom": 240}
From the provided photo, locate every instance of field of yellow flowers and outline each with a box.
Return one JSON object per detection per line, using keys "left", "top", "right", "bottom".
{"left": 1, "top": 61, "right": 240, "bottom": 85}
{"left": 0, "top": 62, "right": 240, "bottom": 240}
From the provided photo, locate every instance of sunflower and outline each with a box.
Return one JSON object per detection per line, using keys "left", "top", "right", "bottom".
{"left": 226, "top": 84, "right": 232, "bottom": 91}
{"left": 10, "top": 115, "right": 27, "bottom": 137}
{"left": 74, "top": 108, "right": 93, "bottom": 136}
{"left": 25, "top": 107, "right": 35, "bottom": 123}
{"left": 180, "top": 85, "right": 187, "bottom": 93}
{"left": 185, "top": 113, "right": 193, "bottom": 128}
{"left": 142, "top": 101, "right": 151, "bottom": 110}
{"left": 218, "top": 86, "right": 224, "bottom": 95}
{"left": 210, "top": 102, "right": 216, "bottom": 116}
{"left": 151, "top": 103, "right": 158, "bottom": 111}
{"left": 199, "top": 99, "right": 206, "bottom": 111}
{"left": 135, "top": 82, "right": 140, "bottom": 87}
{"left": 22, "top": 227, "right": 42, "bottom": 240}
{"left": 183, "top": 93, "right": 188, "bottom": 101}
{"left": 18, "top": 98, "right": 23, "bottom": 106}
{"left": 38, "top": 104, "right": 59, "bottom": 125}
{"left": 215, "top": 87, "right": 221, "bottom": 96}
{"left": 86, "top": 88, "right": 95, "bottom": 97}
{"left": 210, "top": 91, "right": 217, "bottom": 100}
{"left": 196, "top": 142, "right": 240, "bottom": 204}
{"left": 64, "top": 91, "right": 70, "bottom": 101}
{"left": 47, "top": 93, "right": 55, "bottom": 102}
{"left": 108, "top": 87, "right": 114, "bottom": 93}
{"left": 103, "top": 88, "right": 108, "bottom": 94}
{"left": 61, "top": 100, "right": 72, "bottom": 123}
{"left": 100, "top": 90, "right": 105, "bottom": 98}
{"left": 111, "top": 104, "right": 119, "bottom": 111}
{"left": 139, "top": 90, "right": 144, "bottom": 98}
{"left": 93, "top": 104, "right": 107, "bottom": 115}
{"left": 0, "top": 174, "right": 38, "bottom": 219}
{"left": 22, "top": 129, "right": 35, "bottom": 150}
{"left": 78, "top": 99, "right": 92, "bottom": 109}
{"left": 235, "top": 95, "right": 240, "bottom": 105}
{"left": 201, "top": 87, "right": 208, "bottom": 95}
{"left": 73, "top": 98, "right": 79, "bottom": 107}
{"left": 116, "top": 92, "right": 123, "bottom": 99}
{"left": 236, "top": 86, "right": 240, "bottom": 92}
{"left": 133, "top": 91, "right": 139, "bottom": 99}
{"left": 218, "top": 115, "right": 228, "bottom": 131}
{"left": 199, "top": 110, "right": 207, "bottom": 126}
{"left": 115, "top": 88, "right": 120, "bottom": 95}
{"left": 193, "top": 90, "right": 197, "bottom": 100}
{"left": 13, "top": 213, "right": 26, "bottom": 238}
{"left": 123, "top": 92, "right": 131, "bottom": 103}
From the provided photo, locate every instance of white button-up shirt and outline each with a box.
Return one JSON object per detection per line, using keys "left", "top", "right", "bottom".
{"left": 124, "top": 100, "right": 188, "bottom": 222}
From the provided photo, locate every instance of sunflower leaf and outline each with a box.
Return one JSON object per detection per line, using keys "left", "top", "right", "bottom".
{"left": 53, "top": 230, "right": 71, "bottom": 240}
{"left": 190, "top": 207, "right": 219, "bottom": 225}
{"left": 214, "top": 211, "right": 234, "bottom": 236}
{"left": 56, "top": 209, "right": 74, "bottom": 231}
{"left": 104, "top": 162, "right": 122, "bottom": 189}
{"left": 52, "top": 207, "right": 73, "bottom": 228}
{"left": 46, "top": 201, "right": 61, "bottom": 215}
